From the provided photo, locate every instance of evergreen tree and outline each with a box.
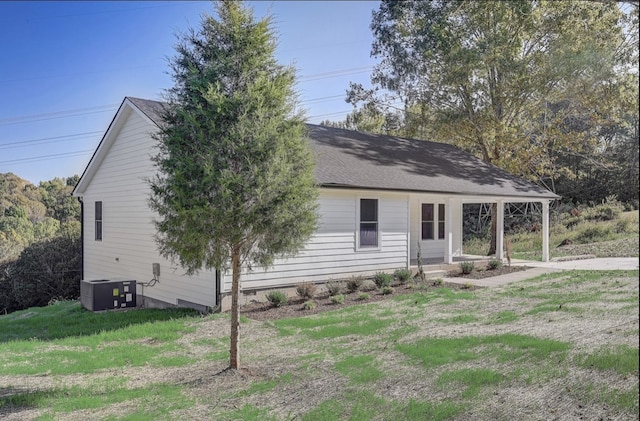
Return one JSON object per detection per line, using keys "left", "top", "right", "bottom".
{"left": 149, "top": 0, "right": 318, "bottom": 370}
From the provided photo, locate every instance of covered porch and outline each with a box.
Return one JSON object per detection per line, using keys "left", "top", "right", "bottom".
{"left": 406, "top": 195, "right": 553, "bottom": 267}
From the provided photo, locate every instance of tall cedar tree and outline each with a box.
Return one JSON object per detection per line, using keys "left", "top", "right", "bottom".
{"left": 349, "top": 1, "right": 634, "bottom": 254}
{"left": 149, "top": 1, "right": 318, "bottom": 370}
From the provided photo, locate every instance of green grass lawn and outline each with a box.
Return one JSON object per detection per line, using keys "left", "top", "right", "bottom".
{"left": 1, "top": 269, "right": 638, "bottom": 420}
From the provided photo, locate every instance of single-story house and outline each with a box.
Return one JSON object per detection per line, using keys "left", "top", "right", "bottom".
{"left": 73, "top": 97, "right": 559, "bottom": 311}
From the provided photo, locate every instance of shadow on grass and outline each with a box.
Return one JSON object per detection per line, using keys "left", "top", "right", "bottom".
{"left": 0, "top": 386, "right": 43, "bottom": 417}
{"left": 0, "top": 300, "right": 201, "bottom": 343}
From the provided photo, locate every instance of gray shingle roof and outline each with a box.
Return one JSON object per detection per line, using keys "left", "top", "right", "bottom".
{"left": 307, "top": 125, "right": 557, "bottom": 199}
{"left": 127, "top": 97, "right": 558, "bottom": 200}
{"left": 127, "top": 97, "right": 167, "bottom": 125}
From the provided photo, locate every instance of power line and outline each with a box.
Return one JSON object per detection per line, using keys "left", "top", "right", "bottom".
{"left": 0, "top": 111, "right": 355, "bottom": 165}
{"left": 0, "top": 150, "right": 94, "bottom": 166}
{"left": 0, "top": 92, "right": 350, "bottom": 127}
{"left": 0, "top": 66, "right": 367, "bottom": 125}
{"left": 301, "top": 94, "right": 346, "bottom": 104}
{"left": 0, "top": 131, "right": 103, "bottom": 150}
{"left": 299, "top": 66, "right": 373, "bottom": 83}
{"left": 0, "top": 105, "right": 118, "bottom": 127}
{"left": 0, "top": 64, "right": 376, "bottom": 165}
{"left": 308, "top": 110, "right": 355, "bottom": 119}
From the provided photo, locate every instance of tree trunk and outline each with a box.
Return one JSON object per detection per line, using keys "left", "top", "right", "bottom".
{"left": 488, "top": 203, "right": 497, "bottom": 256}
{"left": 229, "top": 246, "right": 241, "bottom": 370}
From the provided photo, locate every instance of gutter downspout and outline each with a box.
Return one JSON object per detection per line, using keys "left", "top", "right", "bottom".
{"left": 215, "top": 268, "right": 222, "bottom": 313}
{"left": 77, "top": 197, "right": 84, "bottom": 280}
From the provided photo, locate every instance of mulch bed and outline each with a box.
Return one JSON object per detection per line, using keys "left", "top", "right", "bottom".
{"left": 240, "top": 265, "right": 529, "bottom": 322}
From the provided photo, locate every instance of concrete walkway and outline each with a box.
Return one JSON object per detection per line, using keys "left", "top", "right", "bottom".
{"left": 445, "top": 257, "right": 639, "bottom": 288}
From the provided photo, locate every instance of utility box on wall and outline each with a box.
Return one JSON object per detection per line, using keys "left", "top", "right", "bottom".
{"left": 80, "top": 279, "right": 137, "bottom": 311}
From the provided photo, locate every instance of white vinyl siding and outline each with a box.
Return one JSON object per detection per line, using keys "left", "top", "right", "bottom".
{"left": 228, "top": 189, "right": 409, "bottom": 291}
{"left": 81, "top": 108, "right": 217, "bottom": 308}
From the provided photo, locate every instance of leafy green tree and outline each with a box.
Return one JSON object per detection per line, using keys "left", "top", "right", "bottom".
{"left": 1, "top": 174, "right": 83, "bottom": 308}
{"left": 150, "top": 0, "right": 318, "bottom": 370}
{"left": 9, "top": 230, "right": 81, "bottom": 311}
{"left": 1, "top": 173, "right": 81, "bottom": 263}
{"left": 0, "top": 261, "right": 16, "bottom": 314}
{"left": 350, "top": 0, "right": 635, "bottom": 252}
{"left": 0, "top": 207, "right": 35, "bottom": 264}
{"left": 39, "top": 177, "right": 81, "bottom": 222}
{"left": 549, "top": 70, "right": 639, "bottom": 207}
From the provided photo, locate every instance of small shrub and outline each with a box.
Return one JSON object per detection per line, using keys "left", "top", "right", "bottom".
{"left": 381, "top": 286, "right": 394, "bottom": 295}
{"left": 296, "top": 282, "right": 317, "bottom": 300}
{"left": 9, "top": 234, "right": 81, "bottom": 312}
{"left": 487, "top": 259, "right": 502, "bottom": 270}
{"left": 373, "top": 272, "right": 393, "bottom": 288}
{"left": 331, "top": 294, "right": 345, "bottom": 305}
{"left": 615, "top": 218, "right": 630, "bottom": 234}
{"left": 346, "top": 275, "right": 364, "bottom": 293}
{"left": 575, "top": 225, "right": 613, "bottom": 243}
{"left": 584, "top": 202, "right": 621, "bottom": 222}
{"left": 360, "top": 279, "right": 378, "bottom": 292}
{"left": 302, "top": 300, "right": 316, "bottom": 310}
{"left": 432, "top": 278, "right": 444, "bottom": 287}
{"left": 326, "top": 280, "right": 344, "bottom": 296}
{"left": 459, "top": 261, "right": 475, "bottom": 275}
{"left": 266, "top": 291, "right": 287, "bottom": 307}
{"left": 564, "top": 216, "right": 583, "bottom": 229}
{"left": 393, "top": 268, "right": 412, "bottom": 284}
{"left": 358, "top": 292, "right": 370, "bottom": 301}
{"left": 461, "top": 282, "right": 473, "bottom": 290}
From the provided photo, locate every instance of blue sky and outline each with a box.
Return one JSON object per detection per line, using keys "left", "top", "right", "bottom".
{"left": 0, "top": 1, "right": 379, "bottom": 184}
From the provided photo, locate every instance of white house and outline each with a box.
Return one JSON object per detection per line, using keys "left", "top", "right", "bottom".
{"left": 73, "top": 97, "right": 559, "bottom": 311}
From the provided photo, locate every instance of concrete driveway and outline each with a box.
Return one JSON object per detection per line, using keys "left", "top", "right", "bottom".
{"left": 523, "top": 257, "right": 639, "bottom": 271}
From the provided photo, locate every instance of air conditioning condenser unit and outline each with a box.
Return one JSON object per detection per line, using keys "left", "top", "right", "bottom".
{"left": 80, "top": 279, "right": 136, "bottom": 311}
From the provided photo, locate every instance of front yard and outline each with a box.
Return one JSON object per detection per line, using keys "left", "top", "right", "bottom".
{"left": 1, "top": 269, "right": 638, "bottom": 420}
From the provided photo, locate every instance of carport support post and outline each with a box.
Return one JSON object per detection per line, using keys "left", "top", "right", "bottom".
{"left": 496, "top": 200, "right": 505, "bottom": 261}
{"left": 444, "top": 198, "right": 454, "bottom": 264}
{"left": 542, "top": 200, "right": 550, "bottom": 262}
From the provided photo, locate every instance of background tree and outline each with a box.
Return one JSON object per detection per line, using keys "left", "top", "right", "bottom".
{"left": 1, "top": 173, "right": 80, "bottom": 264}
{"left": 8, "top": 230, "right": 81, "bottom": 312}
{"left": 39, "top": 177, "right": 81, "bottom": 223}
{"left": 349, "top": 0, "right": 637, "bottom": 254}
{"left": 0, "top": 172, "right": 82, "bottom": 314}
{"left": 149, "top": 0, "right": 318, "bottom": 370}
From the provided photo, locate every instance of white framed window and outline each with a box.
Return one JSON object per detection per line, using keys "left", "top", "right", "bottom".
{"left": 422, "top": 203, "right": 445, "bottom": 240}
{"left": 358, "top": 198, "right": 378, "bottom": 248}
{"left": 95, "top": 201, "right": 103, "bottom": 241}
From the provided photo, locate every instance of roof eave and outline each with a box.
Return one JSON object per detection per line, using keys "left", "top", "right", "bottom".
{"left": 319, "top": 183, "right": 560, "bottom": 201}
